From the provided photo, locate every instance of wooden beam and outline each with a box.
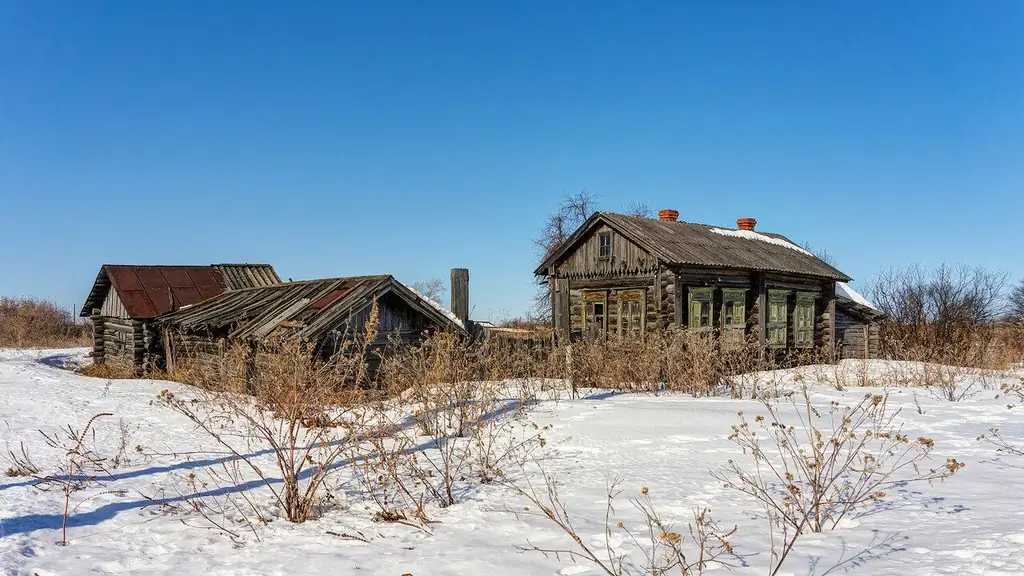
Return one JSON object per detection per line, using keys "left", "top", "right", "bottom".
{"left": 450, "top": 268, "right": 470, "bottom": 326}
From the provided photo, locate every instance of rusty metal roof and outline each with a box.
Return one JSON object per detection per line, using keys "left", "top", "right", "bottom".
{"left": 81, "top": 264, "right": 280, "bottom": 319}
{"left": 535, "top": 212, "right": 852, "bottom": 281}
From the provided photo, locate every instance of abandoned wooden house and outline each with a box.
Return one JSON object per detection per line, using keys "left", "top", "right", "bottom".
{"left": 534, "top": 210, "right": 883, "bottom": 358}
{"left": 153, "top": 271, "right": 470, "bottom": 376}
{"left": 80, "top": 264, "right": 281, "bottom": 369}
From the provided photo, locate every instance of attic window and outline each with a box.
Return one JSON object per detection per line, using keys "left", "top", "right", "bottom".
{"left": 598, "top": 232, "right": 612, "bottom": 259}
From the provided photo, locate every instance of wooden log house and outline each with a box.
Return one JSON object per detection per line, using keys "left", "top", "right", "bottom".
{"left": 80, "top": 264, "right": 281, "bottom": 371}
{"left": 535, "top": 210, "right": 883, "bottom": 358}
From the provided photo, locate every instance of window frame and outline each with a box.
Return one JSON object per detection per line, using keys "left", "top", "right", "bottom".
{"left": 617, "top": 289, "right": 646, "bottom": 340}
{"left": 687, "top": 287, "right": 714, "bottom": 331}
{"left": 767, "top": 289, "right": 789, "bottom": 348}
{"left": 581, "top": 290, "right": 608, "bottom": 340}
{"left": 793, "top": 292, "right": 816, "bottom": 348}
{"left": 721, "top": 288, "right": 747, "bottom": 347}
{"left": 598, "top": 232, "right": 613, "bottom": 260}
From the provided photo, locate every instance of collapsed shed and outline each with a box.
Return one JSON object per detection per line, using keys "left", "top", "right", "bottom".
{"left": 80, "top": 264, "right": 281, "bottom": 370}
{"left": 154, "top": 273, "right": 470, "bottom": 377}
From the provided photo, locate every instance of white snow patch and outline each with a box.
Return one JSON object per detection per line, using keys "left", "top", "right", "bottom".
{"left": 708, "top": 228, "right": 814, "bottom": 256}
{"left": 401, "top": 281, "right": 466, "bottom": 330}
{"left": 836, "top": 281, "right": 879, "bottom": 311}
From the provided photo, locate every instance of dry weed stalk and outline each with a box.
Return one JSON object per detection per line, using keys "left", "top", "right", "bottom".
{"left": 28, "top": 413, "right": 128, "bottom": 545}
{"left": 714, "top": 388, "right": 964, "bottom": 575}
{"left": 511, "top": 469, "right": 737, "bottom": 576}
{"left": 4, "top": 440, "right": 41, "bottom": 477}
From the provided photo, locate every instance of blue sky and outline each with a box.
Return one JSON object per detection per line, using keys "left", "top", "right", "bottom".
{"left": 1, "top": 1, "right": 1022, "bottom": 320}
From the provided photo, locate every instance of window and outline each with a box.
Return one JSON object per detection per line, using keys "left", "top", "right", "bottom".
{"left": 598, "top": 232, "right": 612, "bottom": 259}
{"left": 794, "top": 293, "right": 815, "bottom": 348}
{"left": 618, "top": 289, "right": 645, "bottom": 340}
{"left": 767, "top": 290, "right": 789, "bottom": 347}
{"left": 582, "top": 291, "right": 607, "bottom": 340}
{"left": 722, "top": 288, "right": 747, "bottom": 347}
{"left": 688, "top": 287, "right": 713, "bottom": 331}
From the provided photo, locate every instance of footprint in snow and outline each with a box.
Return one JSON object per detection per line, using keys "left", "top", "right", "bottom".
{"left": 558, "top": 566, "right": 591, "bottom": 575}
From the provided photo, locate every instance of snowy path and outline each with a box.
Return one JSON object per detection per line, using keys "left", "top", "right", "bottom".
{"left": 2, "top": 349, "right": 1024, "bottom": 575}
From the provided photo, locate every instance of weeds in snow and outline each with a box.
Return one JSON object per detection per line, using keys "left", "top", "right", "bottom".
{"left": 25, "top": 413, "right": 128, "bottom": 546}
{"left": 713, "top": 387, "right": 964, "bottom": 575}
{"left": 511, "top": 469, "right": 737, "bottom": 576}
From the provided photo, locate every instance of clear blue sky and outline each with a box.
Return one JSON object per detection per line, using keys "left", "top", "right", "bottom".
{"left": 2, "top": 1, "right": 1022, "bottom": 320}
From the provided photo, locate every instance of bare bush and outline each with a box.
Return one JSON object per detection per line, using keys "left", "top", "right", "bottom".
{"left": 714, "top": 388, "right": 964, "bottom": 575}
{"left": 0, "top": 297, "right": 91, "bottom": 348}
{"left": 512, "top": 470, "right": 737, "bottom": 575}
{"left": 870, "top": 264, "right": 1009, "bottom": 369}
{"left": 156, "top": 311, "right": 378, "bottom": 524}
{"left": 375, "top": 330, "right": 548, "bottom": 509}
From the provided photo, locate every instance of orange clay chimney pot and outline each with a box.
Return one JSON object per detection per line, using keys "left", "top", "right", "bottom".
{"left": 737, "top": 217, "right": 757, "bottom": 231}
{"left": 658, "top": 209, "right": 679, "bottom": 222}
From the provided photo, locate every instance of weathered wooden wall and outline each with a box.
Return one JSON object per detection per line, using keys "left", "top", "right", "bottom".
{"left": 835, "top": 309, "right": 880, "bottom": 359}
{"left": 555, "top": 225, "right": 659, "bottom": 279}
{"left": 100, "top": 289, "right": 129, "bottom": 319}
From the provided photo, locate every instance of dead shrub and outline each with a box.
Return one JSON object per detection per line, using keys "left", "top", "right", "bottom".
{"left": 714, "top": 387, "right": 964, "bottom": 575}
{"left": 156, "top": 305, "right": 379, "bottom": 524}
{"left": 512, "top": 470, "right": 738, "bottom": 575}
{"left": 0, "top": 297, "right": 91, "bottom": 348}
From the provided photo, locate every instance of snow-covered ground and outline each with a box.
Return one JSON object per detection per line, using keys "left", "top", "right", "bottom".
{"left": 2, "top": 348, "right": 1024, "bottom": 575}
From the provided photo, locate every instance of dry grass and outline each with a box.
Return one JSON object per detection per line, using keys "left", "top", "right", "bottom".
{"left": 0, "top": 297, "right": 91, "bottom": 349}
{"left": 78, "top": 362, "right": 136, "bottom": 380}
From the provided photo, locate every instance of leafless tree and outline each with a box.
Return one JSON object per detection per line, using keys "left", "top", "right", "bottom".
{"left": 531, "top": 189, "right": 599, "bottom": 318}
{"left": 625, "top": 201, "right": 654, "bottom": 219}
{"left": 801, "top": 242, "right": 836, "bottom": 266}
{"left": 1008, "top": 278, "right": 1024, "bottom": 324}
{"left": 411, "top": 277, "right": 446, "bottom": 305}
{"left": 869, "top": 263, "right": 1009, "bottom": 365}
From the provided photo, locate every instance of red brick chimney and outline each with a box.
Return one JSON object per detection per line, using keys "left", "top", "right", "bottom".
{"left": 736, "top": 217, "right": 757, "bottom": 231}
{"left": 658, "top": 209, "right": 679, "bottom": 222}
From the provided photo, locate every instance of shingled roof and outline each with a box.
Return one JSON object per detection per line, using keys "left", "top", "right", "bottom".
{"left": 155, "top": 275, "right": 468, "bottom": 342}
{"left": 81, "top": 264, "right": 281, "bottom": 319}
{"left": 535, "top": 212, "right": 852, "bottom": 281}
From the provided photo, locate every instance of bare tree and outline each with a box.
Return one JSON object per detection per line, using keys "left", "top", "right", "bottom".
{"left": 1008, "top": 278, "right": 1024, "bottom": 324}
{"left": 869, "top": 263, "right": 1009, "bottom": 366}
{"left": 411, "top": 277, "right": 446, "bottom": 305}
{"left": 800, "top": 242, "right": 836, "bottom": 266}
{"left": 625, "top": 201, "right": 654, "bottom": 219}
{"left": 531, "top": 189, "right": 599, "bottom": 318}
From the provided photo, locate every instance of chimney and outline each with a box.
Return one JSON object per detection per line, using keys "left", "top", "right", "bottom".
{"left": 450, "top": 268, "right": 469, "bottom": 326}
{"left": 736, "top": 217, "right": 757, "bottom": 231}
{"left": 658, "top": 209, "right": 679, "bottom": 222}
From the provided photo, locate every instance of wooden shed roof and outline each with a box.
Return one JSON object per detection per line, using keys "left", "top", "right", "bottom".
{"left": 155, "top": 275, "right": 468, "bottom": 342}
{"left": 81, "top": 264, "right": 281, "bottom": 319}
{"left": 535, "top": 212, "right": 852, "bottom": 281}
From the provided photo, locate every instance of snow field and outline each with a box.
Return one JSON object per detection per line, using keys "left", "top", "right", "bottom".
{"left": 1, "top": 348, "right": 1023, "bottom": 575}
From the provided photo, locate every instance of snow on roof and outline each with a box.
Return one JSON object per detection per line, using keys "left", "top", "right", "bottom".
{"left": 836, "top": 282, "right": 878, "bottom": 311}
{"left": 708, "top": 228, "right": 814, "bottom": 256}
{"left": 401, "top": 282, "right": 466, "bottom": 330}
